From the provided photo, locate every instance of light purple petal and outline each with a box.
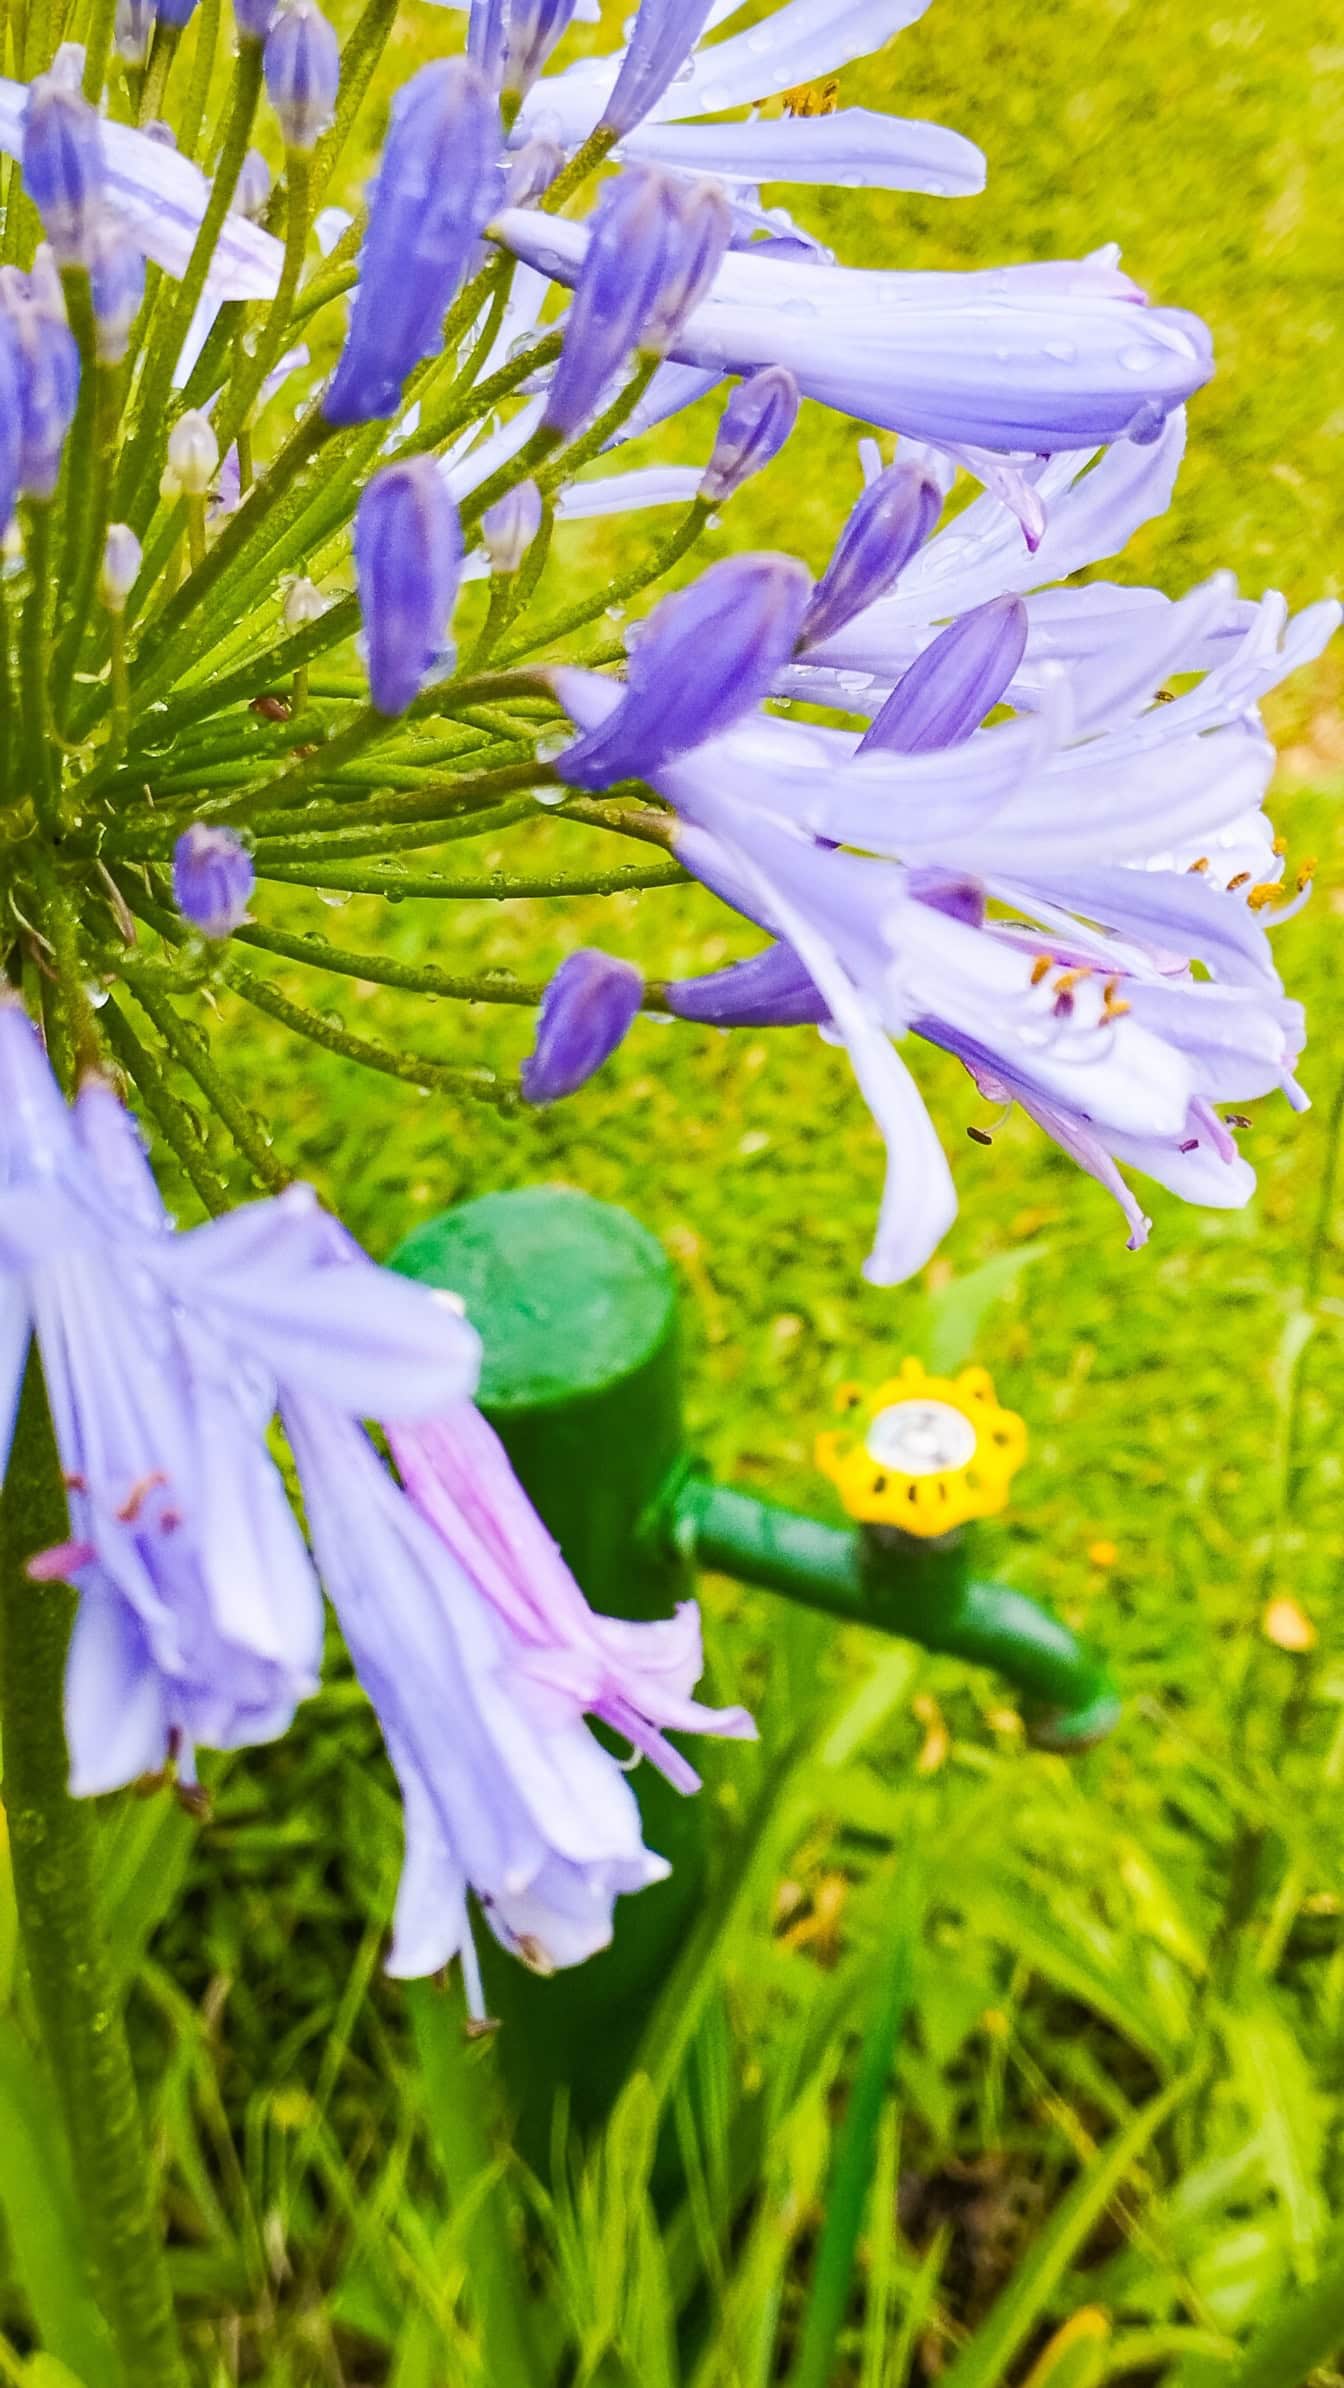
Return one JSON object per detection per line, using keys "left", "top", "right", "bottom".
{"left": 556, "top": 464, "right": 704, "bottom": 519}
{"left": 617, "top": 109, "right": 985, "bottom": 198}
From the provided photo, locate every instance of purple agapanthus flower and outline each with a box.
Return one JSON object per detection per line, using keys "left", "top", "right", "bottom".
{"left": 546, "top": 542, "right": 1337, "bottom": 1281}
{"left": 0, "top": 1004, "right": 751, "bottom": 1993}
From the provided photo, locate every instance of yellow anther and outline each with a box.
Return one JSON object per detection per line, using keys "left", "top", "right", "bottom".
{"left": 1102, "top": 994, "right": 1132, "bottom": 1020}
{"left": 780, "top": 76, "right": 840, "bottom": 116}
{"left": 1187, "top": 856, "right": 1209, "bottom": 874}
{"left": 1051, "top": 966, "right": 1092, "bottom": 996}
{"left": 1298, "top": 855, "right": 1317, "bottom": 888}
{"left": 1273, "top": 833, "right": 1288, "bottom": 856}
{"left": 1248, "top": 880, "right": 1282, "bottom": 910}
{"left": 815, "top": 1358, "right": 1027, "bottom": 1537}
{"left": 1029, "top": 954, "right": 1052, "bottom": 986}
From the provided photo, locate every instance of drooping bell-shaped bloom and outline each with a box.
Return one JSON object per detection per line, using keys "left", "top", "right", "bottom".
{"left": 699, "top": 365, "right": 800, "bottom": 504}
{"left": 173, "top": 824, "right": 255, "bottom": 938}
{"left": 521, "top": 949, "right": 644, "bottom": 1102}
{"left": 264, "top": 0, "right": 340, "bottom": 150}
{"left": 22, "top": 74, "right": 103, "bottom": 266}
{"left": 323, "top": 58, "right": 500, "bottom": 427}
{"left": 354, "top": 457, "right": 463, "bottom": 715}
{"left": 553, "top": 551, "right": 812, "bottom": 789}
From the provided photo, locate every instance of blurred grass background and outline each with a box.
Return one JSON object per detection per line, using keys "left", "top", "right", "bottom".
{"left": 6, "top": 0, "right": 1344, "bottom": 2379}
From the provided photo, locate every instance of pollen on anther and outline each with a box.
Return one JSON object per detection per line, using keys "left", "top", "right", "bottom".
{"left": 1226, "top": 871, "right": 1251, "bottom": 892}
{"left": 1187, "top": 856, "right": 1209, "bottom": 874}
{"left": 1029, "top": 954, "right": 1052, "bottom": 986}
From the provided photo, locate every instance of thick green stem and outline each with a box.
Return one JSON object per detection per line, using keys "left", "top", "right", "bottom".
{"left": 0, "top": 1355, "right": 190, "bottom": 2387}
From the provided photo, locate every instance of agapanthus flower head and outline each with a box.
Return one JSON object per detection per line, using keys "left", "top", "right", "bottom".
{"left": 860, "top": 595, "right": 1029, "bottom": 754}
{"left": 798, "top": 459, "right": 944, "bottom": 652}
{"left": 22, "top": 72, "right": 103, "bottom": 266}
{"left": 482, "top": 476, "right": 543, "bottom": 572}
{"left": 322, "top": 57, "right": 500, "bottom": 428}
{"left": 601, "top": 0, "right": 717, "bottom": 136}
{"left": 355, "top": 456, "right": 463, "bottom": 715}
{"left": 552, "top": 550, "right": 812, "bottom": 790}
{"left": 700, "top": 365, "right": 800, "bottom": 504}
{"left": 173, "top": 823, "right": 255, "bottom": 937}
{"left": 522, "top": 949, "right": 644, "bottom": 1102}
{"left": 264, "top": 0, "right": 340, "bottom": 151}
{"left": 99, "top": 520, "right": 141, "bottom": 609}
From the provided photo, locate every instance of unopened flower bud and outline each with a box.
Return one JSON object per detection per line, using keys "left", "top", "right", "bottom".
{"left": 797, "top": 461, "right": 942, "bottom": 652}
{"left": 234, "top": 0, "right": 278, "bottom": 42}
{"left": 233, "top": 147, "right": 273, "bottom": 219}
{"left": 500, "top": 136, "right": 563, "bottom": 210}
{"left": 99, "top": 522, "right": 141, "bottom": 610}
{"left": 0, "top": 320, "right": 21, "bottom": 535}
{"left": 156, "top": 0, "right": 201, "bottom": 26}
{"left": 173, "top": 825, "right": 255, "bottom": 939}
{"left": 22, "top": 74, "right": 104, "bottom": 267}
{"left": 501, "top": 0, "right": 580, "bottom": 100}
{"left": 0, "top": 272, "right": 79, "bottom": 502}
{"left": 700, "top": 367, "right": 799, "bottom": 504}
{"left": 521, "top": 950, "right": 643, "bottom": 1104}
{"left": 481, "top": 479, "right": 542, "bottom": 574}
{"left": 639, "top": 177, "right": 731, "bottom": 356}
{"left": 264, "top": 0, "right": 340, "bottom": 150}
{"left": 114, "top": 0, "right": 155, "bottom": 64}
{"left": 860, "top": 596, "right": 1028, "bottom": 755}
{"left": 323, "top": 59, "right": 500, "bottom": 428}
{"left": 354, "top": 457, "right": 463, "bottom": 716}
{"left": 89, "top": 220, "right": 145, "bottom": 364}
{"left": 165, "top": 409, "right": 219, "bottom": 497}
{"left": 283, "top": 573, "right": 327, "bottom": 628}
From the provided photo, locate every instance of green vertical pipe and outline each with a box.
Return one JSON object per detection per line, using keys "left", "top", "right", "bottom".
{"left": 392, "top": 1187, "right": 703, "bottom": 2142}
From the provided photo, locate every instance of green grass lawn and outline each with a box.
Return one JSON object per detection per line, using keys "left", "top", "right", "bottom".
{"left": 5, "top": 0, "right": 1344, "bottom": 2379}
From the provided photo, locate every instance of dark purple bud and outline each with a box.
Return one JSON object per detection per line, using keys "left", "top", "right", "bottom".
{"left": 482, "top": 477, "right": 542, "bottom": 572}
{"left": 700, "top": 366, "right": 799, "bottom": 504}
{"left": 22, "top": 76, "right": 104, "bottom": 268}
{"left": 233, "top": 147, "right": 273, "bottom": 219}
{"left": 543, "top": 169, "right": 722, "bottom": 437}
{"left": 173, "top": 825, "right": 255, "bottom": 938}
{"left": 354, "top": 457, "right": 463, "bottom": 716}
{"left": 798, "top": 461, "right": 943, "bottom": 652}
{"left": 0, "top": 317, "right": 22, "bottom": 533}
{"left": 323, "top": 60, "right": 500, "bottom": 428}
{"left": 502, "top": 0, "right": 579, "bottom": 98}
{"left": 665, "top": 940, "right": 826, "bottom": 1028}
{"left": 265, "top": 0, "right": 340, "bottom": 149}
{"left": 89, "top": 219, "right": 145, "bottom": 364}
{"left": 641, "top": 177, "right": 732, "bottom": 354}
{"left": 555, "top": 551, "right": 811, "bottom": 789}
{"left": 0, "top": 272, "right": 80, "bottom": 502}
{"left": 521, "top": 950, "right": 643, "bottom": 1103}
{"left": 602, "top": 0, "right": 716, "bottom": 136}
{"left": 860, "top": 597, "right": 1029, "bottom": 755}
{"left": 234, "top": 0, "right": 278, "bottom": 42}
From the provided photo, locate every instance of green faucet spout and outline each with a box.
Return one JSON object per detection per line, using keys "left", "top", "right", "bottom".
{"left": 666, "top": 1474, "right": 1119, "bottom": 1751}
